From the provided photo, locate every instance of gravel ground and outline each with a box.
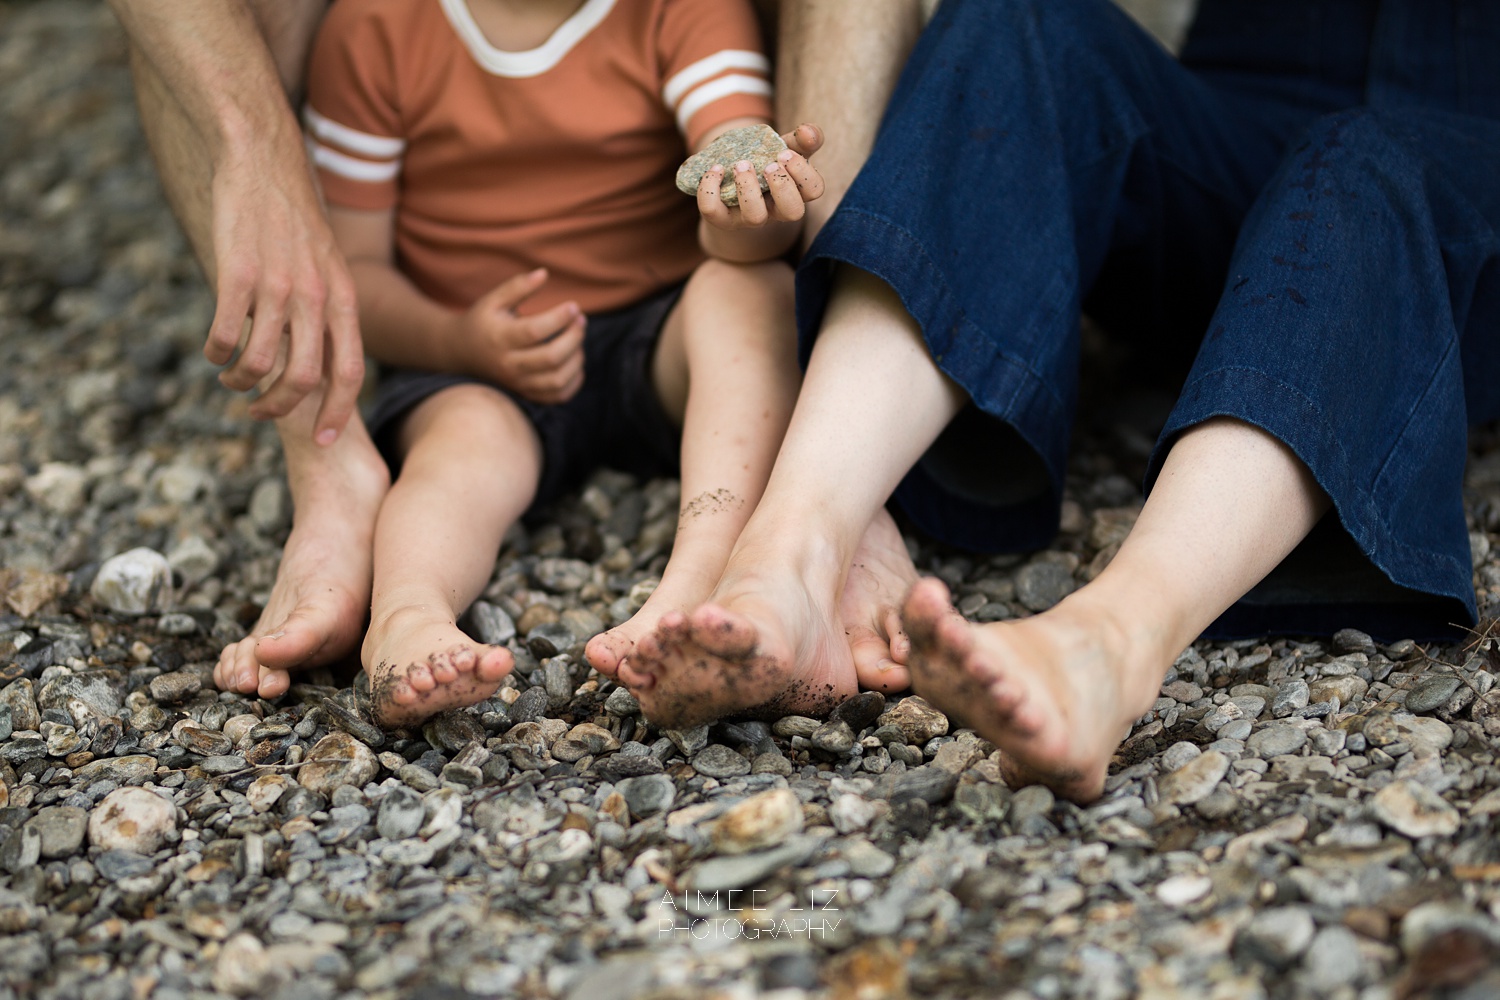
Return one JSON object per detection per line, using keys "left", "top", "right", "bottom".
{"left": 5, "top": 3, "right": 1500, "bottom": 999}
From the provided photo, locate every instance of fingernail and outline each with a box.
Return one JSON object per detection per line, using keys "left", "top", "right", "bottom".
{"left": 316, "top": 428, "right": 338, "bottom": 446}
{"left": 734, "top": 160, "right": 753, "bottom": 172}
{"left": 779, "top": 150, "right": 796, "bottom": 163}
{"left": 259, "top": 631, "right": 285, "bottom": 642}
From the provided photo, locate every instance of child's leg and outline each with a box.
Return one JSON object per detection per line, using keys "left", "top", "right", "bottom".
{"left": 362, "top": 384, "right": 539, "bottom": 726}
{"left": 586, "top": 260, "right": 800, "bottom": 675}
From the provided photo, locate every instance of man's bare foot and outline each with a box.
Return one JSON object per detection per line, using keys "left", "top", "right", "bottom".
{"left": 839, "top": 508, "right": 918, "bottom": 691}
{"left": 901, "top": 577, "right": 1163, "bottom": 803}
{"left": 213, "top": 429, "right": 389, "bottom": 699}
{"left": 361, "top": 607, "right": 514, "bottom": 728}
{"left": 620, "top": 551, "right": 859, "bottom": 728}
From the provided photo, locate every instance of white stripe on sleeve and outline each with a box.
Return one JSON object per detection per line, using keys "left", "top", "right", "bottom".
{"left": 304, "top": 106, "right": 406, "bottom": 159}
{"left": 306, "top": 138, "right": 402, "bottom": 183}
{"left": 663, "top": 49, "right": 770, "bottom": 108}
{"left": 674, "top": 74, "right": 773, "bottom": 132}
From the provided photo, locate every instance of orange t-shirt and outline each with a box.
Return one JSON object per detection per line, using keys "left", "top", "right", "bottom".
{"left": 305, "top": 0, "right": 774, "bottom": 315}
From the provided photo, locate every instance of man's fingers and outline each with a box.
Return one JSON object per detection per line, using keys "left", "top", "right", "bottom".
{"left": 248, "top": 285, "right": 326, "bottom": 420}
{"left": 764, "top": 163, "right": 805, "bottom": 222}
{"left": 311, "top": 276, "right": 365, "bottom": 442}
{"left": 697, "top": 165, "right": 734, "bottom": 227}
{"left": 777, "top": 149, "right": 826, "bottom": 203}
{"left": 781, "top": 122, "right": 824, "bottom": 159}
{"left": 732, "top": 161, "right": 768, "bottom": 226}
{"left": 220, "top": 289, "right": 287, "bottom": 392}
{"left": 206, "top": 268, "right": 254, "bottom": 365}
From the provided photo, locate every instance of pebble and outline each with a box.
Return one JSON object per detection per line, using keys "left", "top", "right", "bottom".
{"left": 1158, "top": 750, "right": 1230, "bottom": 804}
{"left": 1246, "top": 725, "right": 1308, "bottom": 758}
{"left": 1405, "top": 674, "right": 1463, "bottom": 714}
{"left": 675, "top": 123, "right": 786, "bottom": 205}
{"left": 687, "top": 836, "right": 819, "bottom": 892}
{"left": 89, "top": 547, "right": 173, "bottom": 614}
{"left": 26, "top": 805, "right": 87, "bottom": 858}
{"left": 710, "top": 788, "right": 803, "bottom": 853}
{"left": 877, "top": 697, "right": 949, "bottom": 743}
{"left": 1236, "top": 906, "right": 1316, "bottom": 968}
{"left": 692, "top": 744, "right": 751, "bottom": 778}
{"left": 619, "top": 774, "right": 676, "bottom": 818}
{"left": 88, "top": 787, "right": 175, "bottom": 853}
{"left": 298, "top": 732, "right": 380, "bottom": 795}
{"left": 1370, "top": 779, "right": 1460, "bottom": 838}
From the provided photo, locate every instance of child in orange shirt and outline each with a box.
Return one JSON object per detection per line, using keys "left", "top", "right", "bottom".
{"left": 298, "top": 0, "right": 825, "bottom": 724}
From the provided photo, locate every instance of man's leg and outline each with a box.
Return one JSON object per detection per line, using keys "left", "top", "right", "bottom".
{"left": 903, "top": 418, "right": 1327, "bottom": 802}
{"left": 622, "top": 269, "right": 966, "bottom": 725}
{"left": 124, "top": 1, "right": 389, "bottom": 697}
{"left": 361, "top": 386, "right": 529, "bottom": 726}
{"left": 772, "top": 0, "right": 930, "bottom": 249}
{"left": 213, "top": 381, "right": 387, "bottom": 698}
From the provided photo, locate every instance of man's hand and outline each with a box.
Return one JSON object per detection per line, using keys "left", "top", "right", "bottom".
{"left": 453, "top": 268, "right": 586, "bottom": 405}
{"left": 698, "top": 123, "right": 826, "bottom": 230}
{"left": 205, "top": 153, "right": 365, "bottom": 445}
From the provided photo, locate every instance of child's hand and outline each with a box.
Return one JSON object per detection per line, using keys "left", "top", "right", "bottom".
{"left": 454, "top": 268, "right": 585, "bottom": 404}
{"left": 698, "top": 124, "right": 826, "bottom": 230}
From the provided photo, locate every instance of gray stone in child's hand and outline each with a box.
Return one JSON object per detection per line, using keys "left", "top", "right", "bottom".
{"left": 675, "top": 124, "right": 787, "bottom": 207}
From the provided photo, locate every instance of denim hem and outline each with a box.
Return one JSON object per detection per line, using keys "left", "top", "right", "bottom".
{"left": 797, "top": 208, "right": 1073, "bottom": 493}
{"left": 1147, "top": 365, "right": 1477, "bottom": 623}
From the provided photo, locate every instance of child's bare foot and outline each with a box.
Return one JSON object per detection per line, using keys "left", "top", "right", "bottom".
{"left": 214, "top": 435, "right": 389, "bottom": 699}
{"left": 901, "top": 577, "right": 1164, "bottom": 803}
{"left": 588, "top": 509, "right": 917, "bottom": 694}
{"left": 361, "top": 607, "right": 513, "bottom": 728}
{"left": 839, "top": 508, "right": 917, "bottom": 692}
{"left": 620, "top": 550, "right": 859, "bottom": 728}
{"left": 585, "top": 573, "right": 706, "bottom": 680}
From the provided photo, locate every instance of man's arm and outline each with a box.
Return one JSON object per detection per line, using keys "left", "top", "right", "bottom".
{"left": 773, "top": 0, "right": 929, "bottom": 251}
{"left": 107, "top": 0, "right": 364, "bottom": 444}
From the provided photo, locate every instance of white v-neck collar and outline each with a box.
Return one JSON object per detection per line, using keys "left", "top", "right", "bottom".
{"left": 439, "top": 0, "right": 617, "bottom": 78}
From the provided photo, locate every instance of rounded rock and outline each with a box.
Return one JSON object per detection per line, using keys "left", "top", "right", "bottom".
{"left": 90, "top": 547, "right": 173, "bottom": 615}
{"left": 711, "top": 788, "right": 804, "bottom": 853}
{"left": 89, "top": 787, "right": 177, "bottom": 854}
{"left": 693, "top": 744, "right": 752, "bottom": 778}
{"left": 298, "top": 732, "right": 380, "bottom": 796}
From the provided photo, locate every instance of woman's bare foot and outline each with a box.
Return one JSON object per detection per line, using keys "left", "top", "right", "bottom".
{"left": 214, "top": 431, "right": 389, "bottom": 699}
{"left": 839, "top": 508, "right": 917, "bottom": 691}
{"left": 361, "top": 606, "right": 514, "bottom": 728}
{"left": 621, "top": 546, "right": 860, "bottom": 727}
{"left": 901, "top": 577, "right": 1164, "bottom": 803}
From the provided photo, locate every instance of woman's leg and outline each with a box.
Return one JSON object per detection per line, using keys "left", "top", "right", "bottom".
{"left": 904, "top": 417, "right": 1327, "bottom": 802}
{"left": 361, "top": 384, "right": 537, "bottom": 726}
{"left": 907, "top": 106, "right": 1500, "bottom": 802}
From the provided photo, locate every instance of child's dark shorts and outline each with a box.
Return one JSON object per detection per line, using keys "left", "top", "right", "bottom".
{"left": 365, "top": 283, "right": 684, "bottom": 512}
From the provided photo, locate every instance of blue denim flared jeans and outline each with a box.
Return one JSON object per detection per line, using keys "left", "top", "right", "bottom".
{"left": 798, "top": 0, "right": 1500, "bottom": 638}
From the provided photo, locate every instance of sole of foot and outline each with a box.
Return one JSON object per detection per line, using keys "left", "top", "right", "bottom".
{"left": 362, "top": 615, "right": 514, "bottom": 728}
{"left": 621, "top": 583, "right": 860, "bottom": 728}
{"left": 902, "top": 577, "right": 1151, "bottom": 803}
